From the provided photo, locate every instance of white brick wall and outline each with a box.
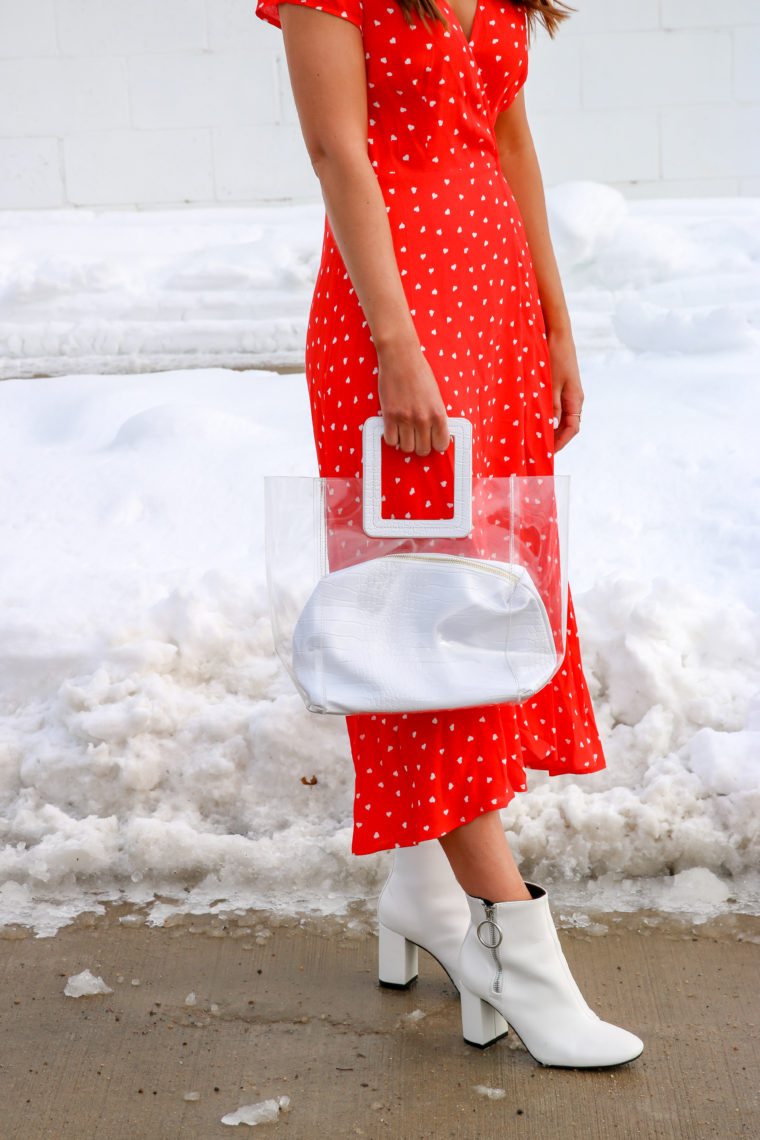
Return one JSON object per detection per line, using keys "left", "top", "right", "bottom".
{"left": 63, "top": 129, "right": 216, "bottom": 205}
{"left": 527, "top": 0, "right": 760, "bottom": 196}
{"left": 0, "top": 0, "right": 758, "bottom": 209}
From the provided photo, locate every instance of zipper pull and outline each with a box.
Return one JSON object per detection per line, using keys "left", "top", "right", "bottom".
{"left": 476, "top": 902, "right": 503, "bottom": 948}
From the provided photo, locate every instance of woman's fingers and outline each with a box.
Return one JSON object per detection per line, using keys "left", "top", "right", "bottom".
{"left": 382, "top": 419, "right": 400, "bottom": 448}
{"left": 384, "top": 418, "right": 442, "bottom": 456}
{"left": 547, "top": 329, "right": 584, "bottom": 451}
{"left": 430, "top": 414, "right": 451, "bottom": 454}
{"left": 552, "top": 391, "right": 562, "bottom": 431}
{"left": 553, "top": 398, "right": 583, "bottom": 453}
{"left": 553, "top": 413, "right": 580, "bottom": 453}
{"left": 397, "top": 421, "right": 416, "bottom": 455}
{"left": 377, "top": 343, "right": 449, "bottom": 455}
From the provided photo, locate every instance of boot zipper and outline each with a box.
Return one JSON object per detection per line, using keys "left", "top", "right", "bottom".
{"left": 477, "top": 902, "right": 503, "bottom": 996}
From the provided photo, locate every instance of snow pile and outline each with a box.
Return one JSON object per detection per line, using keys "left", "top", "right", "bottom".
{"left": 0, "top": 205, "right": 322, "bottom": 379}
{"left": 0, "top": 358, "right": 755, "bottom": 935}
{"left": 0, "top": 191, "right": 758, "bottom": 935}
{"left": 505, "top": 580, "right": 758, "bottom": 886}
{"left": 667, "top": 867, "right": 733, "bottom": 907}
{"left": 612, "top": 298, "right": 753, "bottom": 355}
{"left": 1, "top": 188, "right": 758, "bottom": 380}
{"left": 546, "top": 183, "right": 759, "bottom": 355}
{"left": 544, "top": 182, "right": 629, "bottom": 269}
{"left": 64, "top": 969, "right": 113, "bottom": 997}
{"left": 221, "top": 1097, "right": 291, "bottom": 1127}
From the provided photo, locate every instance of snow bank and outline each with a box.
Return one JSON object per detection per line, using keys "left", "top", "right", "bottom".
{"left": 2, "top": 188, "right": 758, "bottom": 380}
{"left": 0, "top": 355, "right": 756, "bottom": 935}
{"left": 0, "top": 205, "right": 322, "bottom": 379}
{"left": 0, "top": 189, "right": 758, "bottom": 935}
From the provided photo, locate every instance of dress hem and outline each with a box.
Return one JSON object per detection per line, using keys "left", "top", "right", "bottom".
{"left": 351, "top": 789, "right": 516, "bottom": 856}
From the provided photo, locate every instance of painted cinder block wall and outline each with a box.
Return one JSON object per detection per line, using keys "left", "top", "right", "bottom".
{"left": 0, "top": 0, "right": 758, "bottom": 210}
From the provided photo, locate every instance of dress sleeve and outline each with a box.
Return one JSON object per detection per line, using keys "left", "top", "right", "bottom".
{"left": 256, "top": 0, "right": 363, "bottom": 32}
{"left": 495, "top": 6, "right": 528, "bottom": 114}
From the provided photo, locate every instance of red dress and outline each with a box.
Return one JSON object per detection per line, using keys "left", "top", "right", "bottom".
{"left": 256, "top": 0, "right": 605, "bottom": 854}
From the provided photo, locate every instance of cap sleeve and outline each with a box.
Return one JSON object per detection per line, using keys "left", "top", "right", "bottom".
{"left": 256, "top": 0, "right": 363, "bottom": 32}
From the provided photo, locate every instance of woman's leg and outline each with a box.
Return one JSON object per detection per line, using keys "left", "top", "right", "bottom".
{"left": 438, "top": 811, "right": 531, "bottom": 902}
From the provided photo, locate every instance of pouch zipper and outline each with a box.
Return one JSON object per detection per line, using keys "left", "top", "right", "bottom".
{"left": 387, "top": 552, "right": 519, "bottom": 585}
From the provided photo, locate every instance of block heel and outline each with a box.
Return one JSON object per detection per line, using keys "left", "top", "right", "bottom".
{"left": 460, "top": 985, "right": 509, "bottom": 1048}
{"left": 378, "top": 923, "right": 419, "bottom": 988}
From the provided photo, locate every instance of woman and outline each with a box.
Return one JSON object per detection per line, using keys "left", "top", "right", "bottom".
{"left": 257, "top": 0, "right": 643, "bottom": 1067}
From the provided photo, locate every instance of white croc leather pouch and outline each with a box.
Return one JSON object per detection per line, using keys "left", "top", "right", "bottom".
{"left": 286, "top": 418, "right": 561, "bottom": 715}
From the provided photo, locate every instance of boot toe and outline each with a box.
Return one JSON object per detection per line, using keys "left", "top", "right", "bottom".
{"left": 563, "top": 1023, "right": 644, "bottom": 1069}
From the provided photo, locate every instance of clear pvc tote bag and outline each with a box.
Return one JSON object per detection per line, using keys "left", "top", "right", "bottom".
{"left": 265, "top": 417, "right": 569, "bottom": 715}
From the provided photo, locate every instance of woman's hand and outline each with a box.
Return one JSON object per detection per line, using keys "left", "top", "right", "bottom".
{"left": 377, "top": 335, "right": 450, "bottom": 456}
{"left": 548, "top": 328, "right": 584, "bottom": 453}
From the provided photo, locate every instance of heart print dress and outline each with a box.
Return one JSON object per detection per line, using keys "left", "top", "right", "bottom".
{"left": 256, "top": 0, "right": 606, "bottom": 854}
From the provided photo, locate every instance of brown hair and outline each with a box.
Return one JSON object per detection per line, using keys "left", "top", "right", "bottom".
{"left": 395, "top": 0, "right": 574, "bottom": 38}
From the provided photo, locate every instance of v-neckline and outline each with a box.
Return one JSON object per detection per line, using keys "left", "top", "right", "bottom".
{"left": 444, "top": 0, "right": 481, "bottom": 46}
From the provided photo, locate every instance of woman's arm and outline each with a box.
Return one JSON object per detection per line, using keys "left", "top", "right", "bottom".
{"left": 279, "top": 5, "right": 449, "bottom": 456}
{"left": 494, "top": 91, "right": 582, "bottom": 453}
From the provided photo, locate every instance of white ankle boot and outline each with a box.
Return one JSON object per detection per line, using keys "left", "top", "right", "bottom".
{"left": 377, "top": 840, "right": 471, "bottom": 990}
{"left": 458, "top": 885, "right": 644, "bottom": 1068}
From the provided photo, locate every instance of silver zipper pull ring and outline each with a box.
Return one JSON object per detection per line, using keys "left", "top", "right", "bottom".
{"left": 476, "top": 918, "right": 503, "bottom": 948}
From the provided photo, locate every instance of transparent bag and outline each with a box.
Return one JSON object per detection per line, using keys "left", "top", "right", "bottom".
{"left": 265, "top": 418, "right": 569, "bottom": 715}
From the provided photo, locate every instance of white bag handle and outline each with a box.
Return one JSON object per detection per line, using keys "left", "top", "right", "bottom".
{"left": 362, "top": 416, "right": 473, "bottom": 538}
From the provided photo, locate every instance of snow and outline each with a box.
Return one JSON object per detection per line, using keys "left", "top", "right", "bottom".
{"left": 0, "top": 185, "right": 758, "bottom": 937}
{"left": 400, "top": 1009, "right": 427, "bottom": 1027}
{"left": 667, "top": 867, "right": 733, "bottom": 907}
{"left": 474, "top": 1086, "right": 507, "bottom": 1100}
{"left": 0, "top": 205, "right": 322, "bottom": 379}
{"left": 2, "top": 186, "right": 758, "bottom": 379}
{"left": 64, "top": 969, "right": 113, "bottom": 997}
{"left": 221, "top": 1097, "right": 291, "bottom": 1126}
